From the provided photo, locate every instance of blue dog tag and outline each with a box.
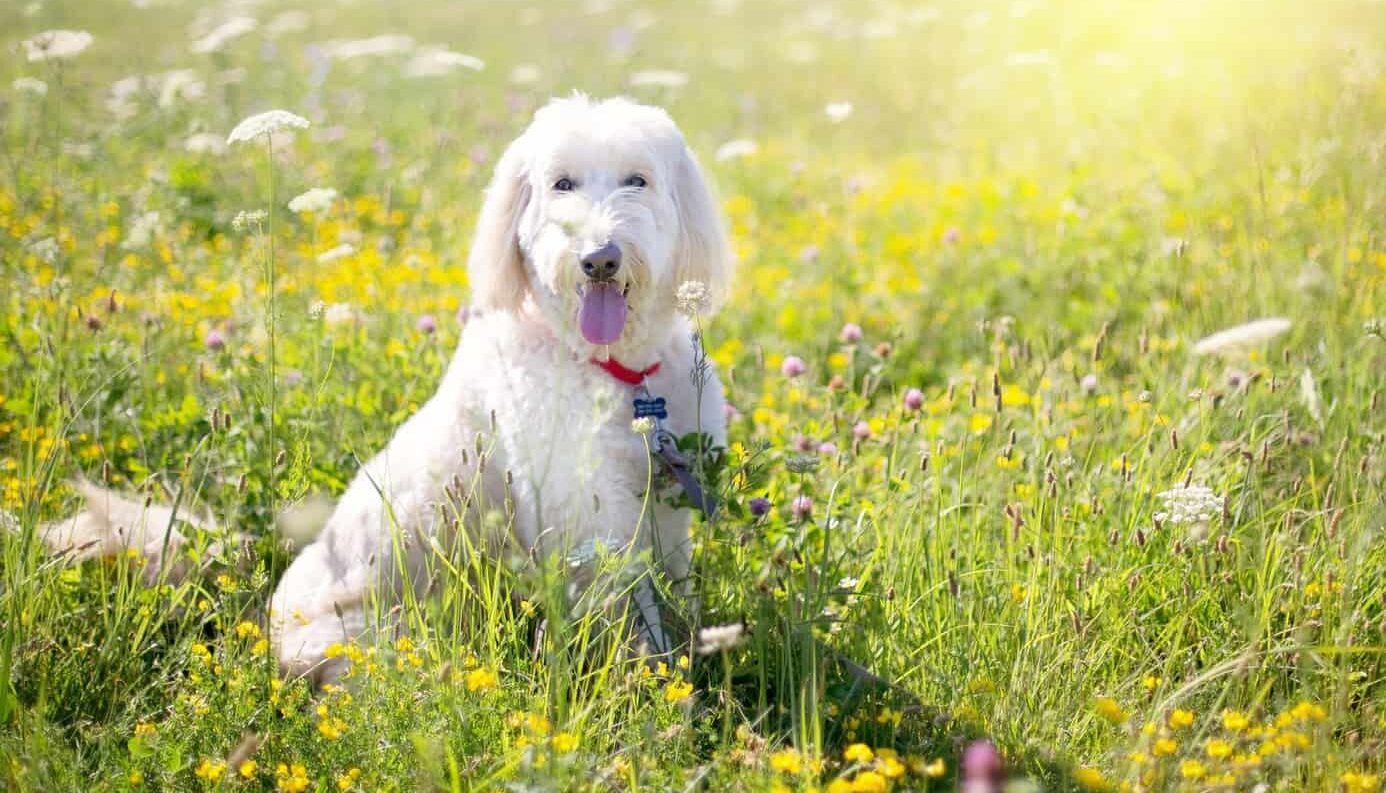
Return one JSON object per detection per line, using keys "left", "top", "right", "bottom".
{"left": 633, "top": 396, "right": 667, "bottom": 420}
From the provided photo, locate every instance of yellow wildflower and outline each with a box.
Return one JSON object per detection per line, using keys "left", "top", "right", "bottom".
{"left": 843, "top": 743, "right": 874, "bottom": 763}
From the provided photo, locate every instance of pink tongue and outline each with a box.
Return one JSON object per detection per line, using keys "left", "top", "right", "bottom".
{"left": 578, "top": 282, "right": 627, "bottom": 345}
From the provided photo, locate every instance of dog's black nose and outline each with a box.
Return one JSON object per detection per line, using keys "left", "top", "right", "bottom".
{"left": 580, "top": 242, "right": 622, "bottom": 280}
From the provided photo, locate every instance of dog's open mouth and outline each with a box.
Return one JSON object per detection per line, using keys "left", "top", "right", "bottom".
{"left": 578, "top": 281, "right": 628, "bottom": 345}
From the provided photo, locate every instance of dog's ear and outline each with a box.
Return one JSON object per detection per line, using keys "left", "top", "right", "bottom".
{"left": 467, "top": 134, "right": 533, "bottom": 312}
{"left": 672, "top": 145, "right": 734, "bottom": 315}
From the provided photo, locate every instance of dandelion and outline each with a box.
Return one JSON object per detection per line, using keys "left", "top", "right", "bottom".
{"left": 1205, "top": 738, "right": 1233, "bottom": 759}
{"left": 791, "top": 495, "right": 813, "bottom": 520}
{"left": 22, "top": 30, "right": 93, "bottom": 61}
{"left": 780, "top": 356, "right": 807, "bottom": 378}
{"left": 1095, "top": 697, "right": 1128, "bottom": 724}
{"left": 287, "top": 187, "right": 338, "bottom": 214}
{"left": 675, "top": 280, "right": 712, "bottom": 316}
{"left": 194, "top": 758, "right": 227, "bottom": 781}
{"left": 1221, "top": 709, "right": 1250, "bottom": 731}
{"left": 191, "top": 17, "right": 257, "bottom": 54}
{"left": 715, "top": 139, "right": 758, "bottom": 162}
{"left": 1073, "top": 767, "right": 1110, "bottom": 791}
{"left": 1191, "top": 317, "right": 1291, "bottom": 356}
{"left": 1168, "top": 708, "right": 1196, "bottom": 729}
{"left": 843, "top": 743, "right": 874, "bottom": 764}
{"left": 1179, "top": 759, "right": 1206, "bottom": 780}
{"left": 551, "top": 732, "right": 579, "bottom": 753}
{"left": 825, "top": 101, "right": 854, "bottom": 122}
{"left": 851, "top": 770, "right": 887, "bottom": 792}
{"left": 464, "top": 667, "right": 498, "bottom": 692}
{"left": 227, "top": 109, "right": 310, "bottom": 145}
{"left": 12, "top": 77, "right": 47, "bottom": 95}
{"left": 696, "top": 622, "right": 743, "bottom": 654}
{"left": 769, "top": 749, "right": 802, "bottom": 775}
{"left": 629, "top": 69, "right": 688, "bottom": 88}
{"left": 665, "top": 678, "right": 694, "bottom": 702}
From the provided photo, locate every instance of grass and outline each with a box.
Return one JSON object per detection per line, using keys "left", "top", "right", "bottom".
{"left": 2, "top": 0, "right": 1385, "bottom": 791}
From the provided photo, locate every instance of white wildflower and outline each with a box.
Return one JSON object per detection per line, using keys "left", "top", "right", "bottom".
{"left": 287, "top": 187, "right": 338, "bottom": 214}
{"left": 405, "top": 48, "right": 484, "bottom": 77}
{"left": 837, "top": 576, "right": 860, "bottom": 590}
{"left": 1154, "top": 484, "right": 1223, "bottom": 531}
{"left": 631, "top": 417, "right": 655, "bottom": 434}
{"left": 629, "top": 69, "right": 688, "bottom": 88}
{"left": 157, "top": 69, "right": 205, "bottom": 108}
{"left": 510, "top": 64, "right": 541, "bottom": 85}
{"left": 12, "top": 77, "right": 47, "bottom": 96}
{"left": 22, "top": 30, "right": 93, "bottom": 62}
{"left": 675, "top": 280, "right": 711, "bottom": 317}
{"left": 227, "top": 109, "right": 309, "bottom": 145}
{"left": 825, "top": 101, "right": 853, "bottom": 122}
{"left": 316, "top": 243, "right": 355, "bottom": 264}
{"left": 321, "top": 35, "right": 414, "bottom": 61}
{"left": 1191, "top": 318, "right": 1291, "bottom": 356}
{"left": 231, "top": 209, "right": 267, "bottom": 230}
{"left": 190, "top": 17, "right": 257, "bottom": 54}
{"left": 714, "top": 139, "right": 757, "bottom": 162}
{"left": 696, "top": 623, "right": 744, "bottom": 655}
{"left": 1300, "top": 368, "right": 1322, "bottom": 425}
{"left": 321, "top": 302, "right": 356, "bottom": 326}
{"left": 184, "top": 133, "right": 226, "bottom": 154}
{"left": 27, "top": 237, "right": 59, "bottom": 264}
{"left": 267, "top": 10, "right": 311, "bottom": 37}
{"left": 122, "top": 211, "right": 160, "bottom": 250}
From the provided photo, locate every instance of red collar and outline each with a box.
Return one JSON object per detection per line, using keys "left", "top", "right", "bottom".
{"left": 591, "top": 356, "right": 661, "bottom": 385}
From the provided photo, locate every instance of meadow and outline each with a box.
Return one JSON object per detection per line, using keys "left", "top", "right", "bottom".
{"left": 2, "top": 0, "right": 1385, "bottom": 790}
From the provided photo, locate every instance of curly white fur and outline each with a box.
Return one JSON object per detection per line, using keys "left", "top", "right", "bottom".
{"left": 269, "top": 95, "right": 733, "bottom": 682}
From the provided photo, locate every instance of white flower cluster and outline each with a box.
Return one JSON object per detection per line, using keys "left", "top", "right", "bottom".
{"left": 675, "top": 280, "right": 711, "bottom": 317}
{"left": 22, "top": 30, "right": 93, "bottom": 62}
{"left": 227, "top": 110, "right": 309, "bottom": 145}
{"left": 1154, "top": 484, "right": 1224, "bottom": 527}
{"left": 696, "top": 623, "right": 743, "bottom": 654}
{"left": 715, "top": 139, "right": 757, "bottom": 162}
{"left": 287, "top": 188, "right": 338, "bottom": 214}
{"left": 231, "top": 209, "right": 267, "bottom": 230}
{"left": 1191, "top": 318, "right": 1291, "bottom": 356}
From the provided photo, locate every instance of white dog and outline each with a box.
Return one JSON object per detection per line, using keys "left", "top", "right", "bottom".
{"left": 269, "top": 95, "right": 733, "bottom": 682}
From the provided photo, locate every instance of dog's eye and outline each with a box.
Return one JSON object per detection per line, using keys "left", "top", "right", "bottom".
{"left": 553, "top": 177, "right": 575, "bottom": 192}
{"left": 622, "top": 174, "right": 647, "bottom": 189}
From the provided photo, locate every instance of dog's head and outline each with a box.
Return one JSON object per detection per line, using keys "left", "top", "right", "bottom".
{"left": 467, "top": 95, "right": 732, "bottom": 354}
